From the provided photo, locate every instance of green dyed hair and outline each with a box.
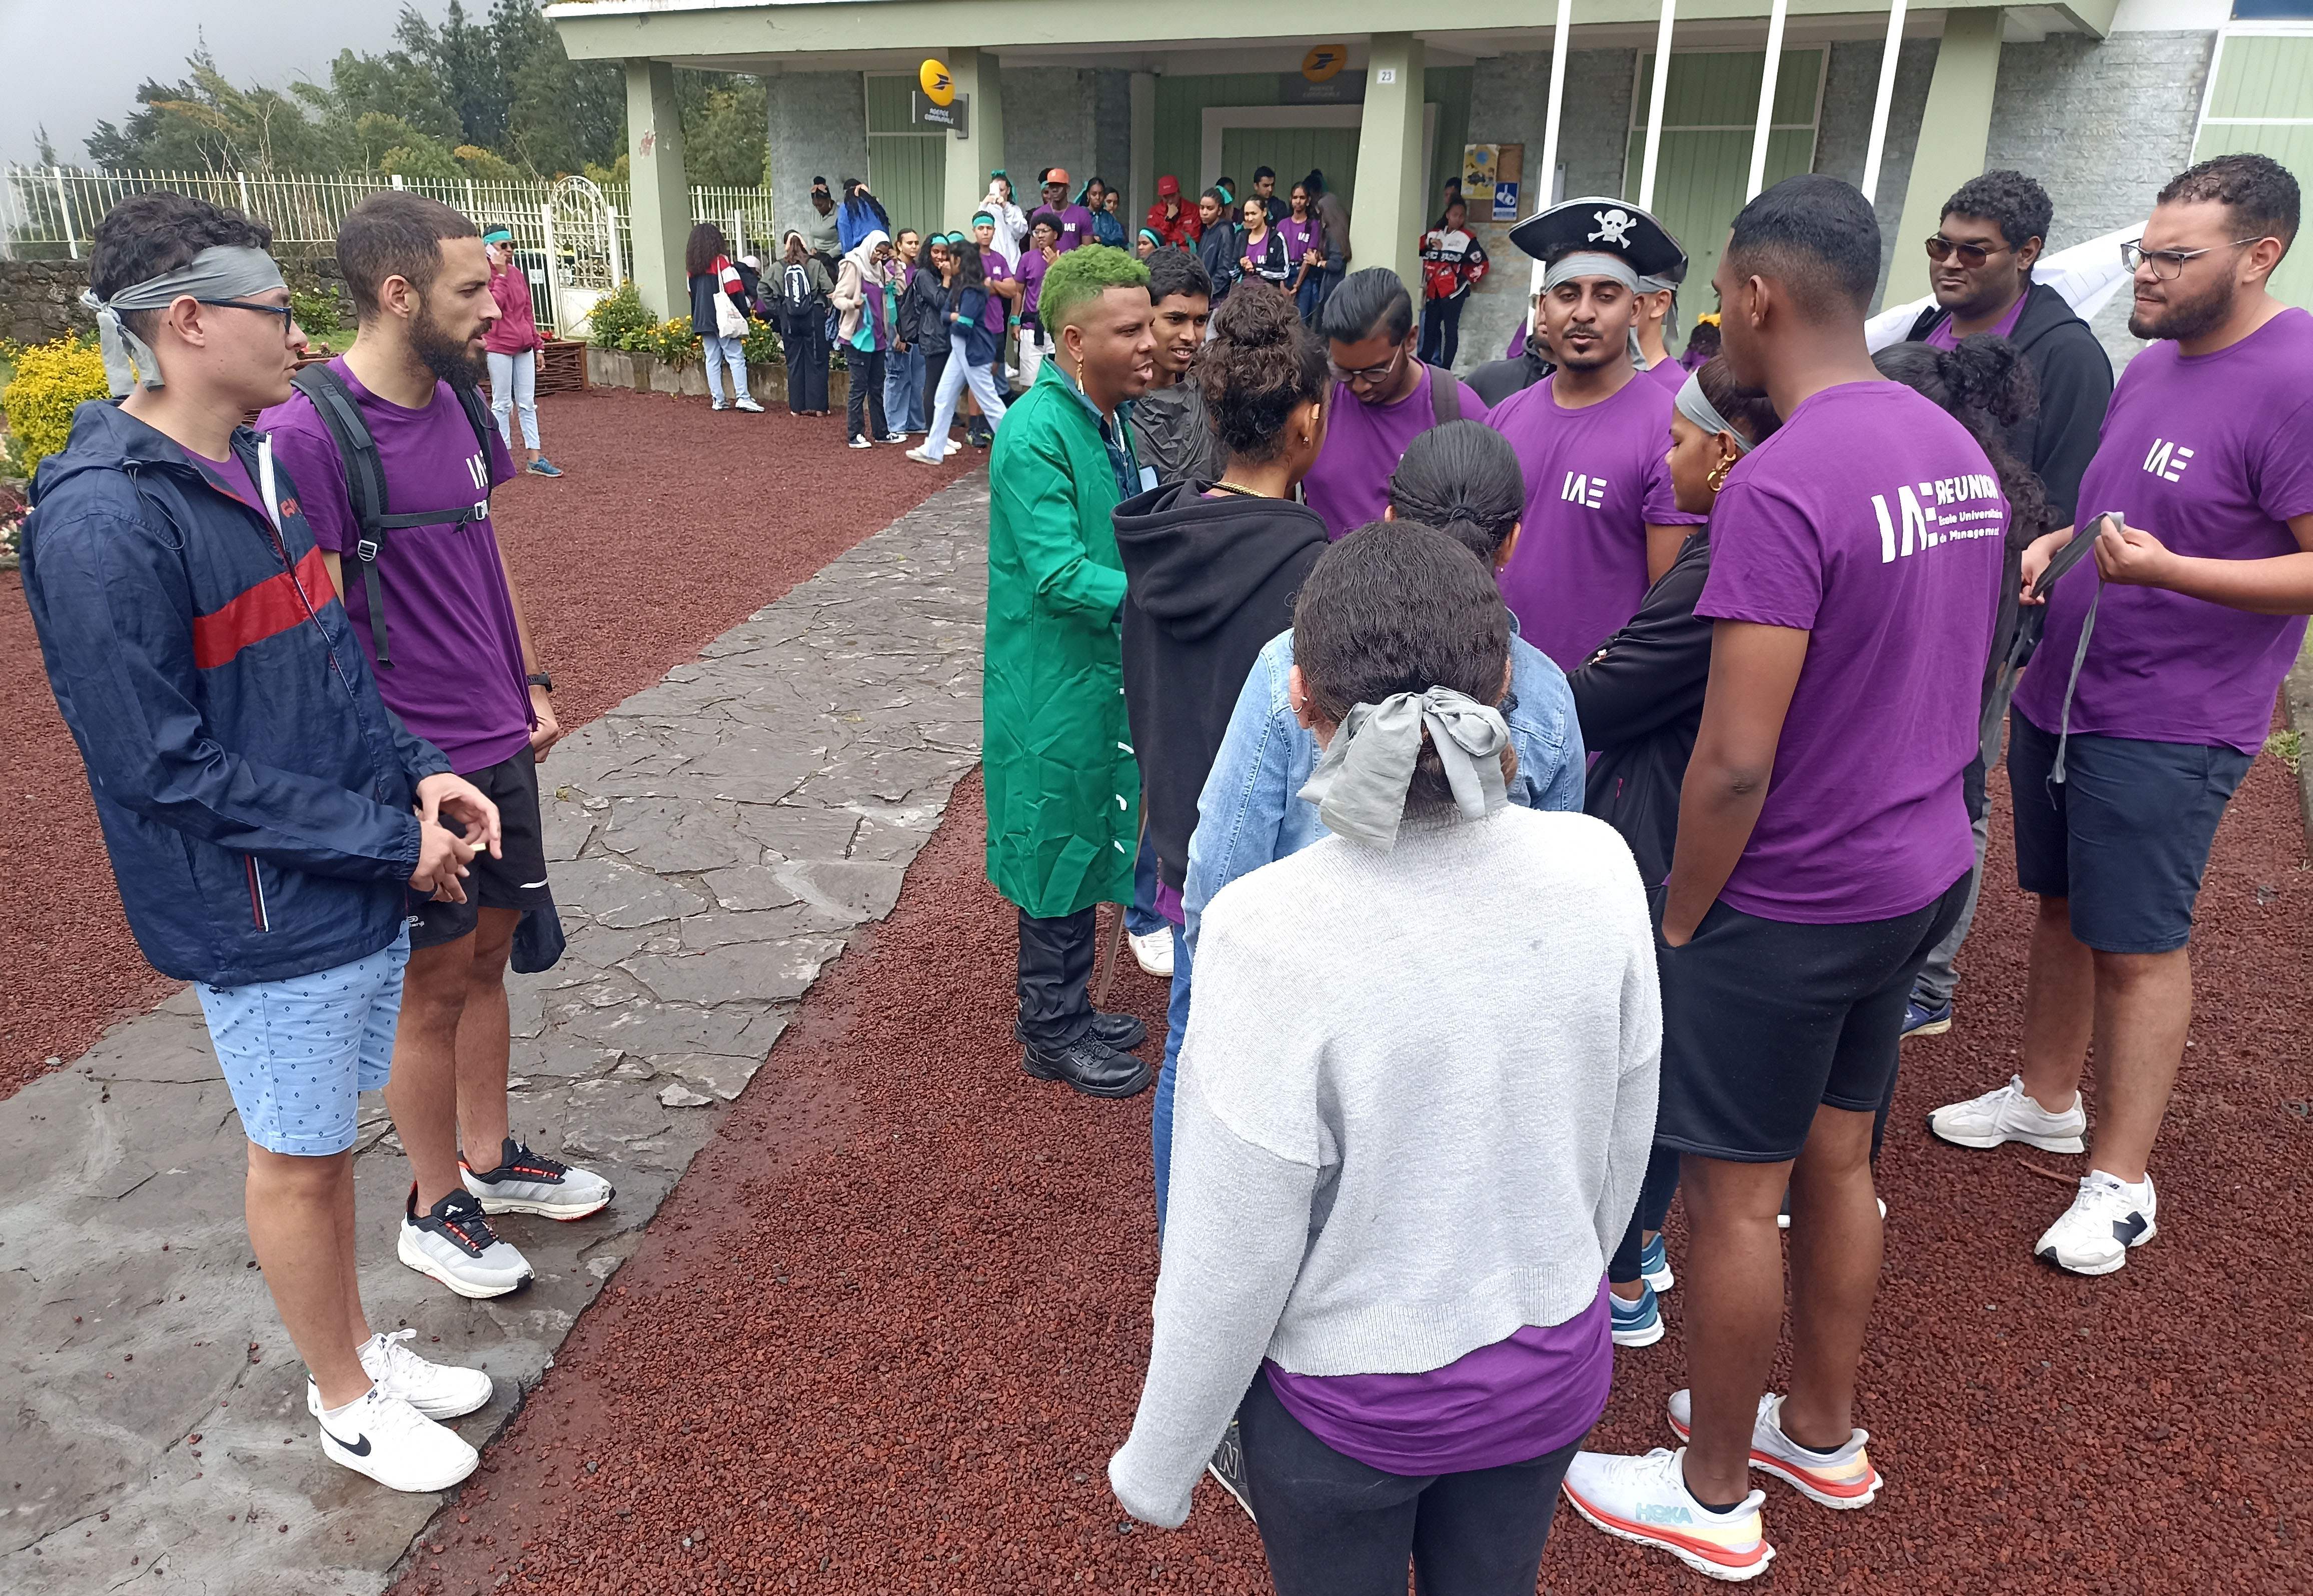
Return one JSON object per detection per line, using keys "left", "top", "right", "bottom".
{"left": 1038, "top": 244, "right": 1151, "bottom": 331}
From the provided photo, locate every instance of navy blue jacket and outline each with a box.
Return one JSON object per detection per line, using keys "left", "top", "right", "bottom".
{"left": 23, "top": 400, "right": 452, "bottom": 988}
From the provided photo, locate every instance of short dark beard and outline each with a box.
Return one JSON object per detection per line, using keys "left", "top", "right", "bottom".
{"left": 2129, "top": 274, "right": 2233, "bottom": 343}
{"left": 1555, "top": 342, "right": 1618, "bottom": 373}
{"left": 411, "top": 299, "right": 486, "bottom": 388}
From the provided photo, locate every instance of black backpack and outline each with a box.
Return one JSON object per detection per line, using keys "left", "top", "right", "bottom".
{"left": 287, "top": 364, "right": 493, "bottom": 666}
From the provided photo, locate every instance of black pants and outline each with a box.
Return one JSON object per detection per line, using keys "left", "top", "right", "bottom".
{"left": 1240, "top": 1367, "right": 1581, "bottom": 1596}
{"left": 1016, "top": 907, "right": 1096, "bottom": 1046}
{"left": 846, "top": 346, "right": 888, "bottom": 440}
{"left": 1607, "top": 1144, "right": 1685, "bottom": 1284}
{"left": 1420, "top": 296, "right": 1466, "bottom": 368}
{"left": 783, "top": 320, "right": 830, "bottom": 414}
{"left": 922, "top": 350, "right": 949, "bottom": 430}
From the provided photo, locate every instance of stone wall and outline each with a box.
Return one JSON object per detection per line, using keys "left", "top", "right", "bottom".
{"left": 1, "top": 259, "right": 94, "bottom": 347}
{"left": 1001, "top": 66, "right": 1099, "bottom": 200}
{"left": 1815, "top": 38, "right": 1941, "bottom": 305}
{"left": 768, "top": 72, "right": 871, "bottom": 245}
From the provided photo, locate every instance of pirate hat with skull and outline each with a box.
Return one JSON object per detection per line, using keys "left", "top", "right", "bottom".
{"left": 1509, "top": 196, "right": 1686, "bottom": 282}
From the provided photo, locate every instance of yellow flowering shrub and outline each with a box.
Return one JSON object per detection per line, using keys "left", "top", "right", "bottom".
{"left": 3, "top": 336, "right": 110, "bottom": 475}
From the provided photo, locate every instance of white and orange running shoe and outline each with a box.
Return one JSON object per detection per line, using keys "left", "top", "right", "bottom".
{"left": 1667, "top": 1388, "right": 1884, "bottom": 1509}
{"left": 1560, "top": 1447, "right": 1774, "bottom": 1582}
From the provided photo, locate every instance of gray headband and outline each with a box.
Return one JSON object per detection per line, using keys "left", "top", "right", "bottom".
{"left": 81, "top": 245, "right": 286, "bottom": 395}
{"left": 1543, "top": 252, "right": 1641, "bottom": 293}
{"left": 1636, "top": 274, "right": 1679, "bottom": 295}
{"left": 1297, "top": 687, "right": 1510, "bottom": 852}
{"left": 1675, "top": 371, "right": 1753, "bottom": 455}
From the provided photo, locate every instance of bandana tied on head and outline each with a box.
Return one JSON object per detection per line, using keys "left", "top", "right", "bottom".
{"left": 1297, "top": 687, "right": 1510, "bottom": 852}
{"left": 1675, "top": 371, "right": 1754, "bottom": 456}
{"left": 81, "top": 244, "right": 287, "bottom": 396}
{"left": 1542, "top": 252, "right": 1640, "bottom": 294}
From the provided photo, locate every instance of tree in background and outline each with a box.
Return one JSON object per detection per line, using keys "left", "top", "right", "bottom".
{"left": 79, "top": 3, "right": 764, "bottom": 188}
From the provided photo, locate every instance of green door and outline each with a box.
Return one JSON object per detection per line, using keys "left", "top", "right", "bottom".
{"left": 1221, "top": 126, "right": 1365, "bottom": 212}
{"left": 1624, "top": 49, "right": 1824, "bottom": 303}
{"left": 2193, "top": 33, "right": 2313, "bottom": 311}
{"left": 865, "top": 74, "right": 948, "bottom": 243}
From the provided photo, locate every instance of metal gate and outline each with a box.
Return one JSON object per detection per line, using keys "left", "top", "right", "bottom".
{"left": 544, "top": 175, "right": 623, "bottom": 339}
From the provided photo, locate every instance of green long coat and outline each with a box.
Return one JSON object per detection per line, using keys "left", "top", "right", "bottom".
{"left": 983, "top": 364, "right": 1141, "bottom": 919}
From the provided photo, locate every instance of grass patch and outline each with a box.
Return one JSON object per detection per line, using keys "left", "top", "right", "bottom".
{"left": 2265, "top": 729, "right": 2302, "bottom": 774}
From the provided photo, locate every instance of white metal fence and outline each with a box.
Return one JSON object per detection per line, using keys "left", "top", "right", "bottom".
{"left": 1, "top": 166, "right": 782, "bottom": 335}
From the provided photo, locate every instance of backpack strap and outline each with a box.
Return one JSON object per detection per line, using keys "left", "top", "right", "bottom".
{"left": 1427, "top": 364, "right": 1462, "bottom": 426}
{"left": 288, "top": 365, "right": 493, "bottom": 666}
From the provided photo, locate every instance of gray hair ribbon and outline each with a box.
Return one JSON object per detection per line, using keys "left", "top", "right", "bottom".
{"left": 1674, "top": 371, "right": 1754, "bottom": 455}
{"left": 1543, "top": 251, "right": 1641, "bottom": 293}
{"left": 1297, "top": 687, "right": 1510, "bottom": 852}
{"left": 80, "top": 245, "right": 287, "bottom": 395}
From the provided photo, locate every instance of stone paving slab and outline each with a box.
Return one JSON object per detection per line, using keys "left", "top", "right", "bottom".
{"left": 0, "top": 477, "right": 990, "bottom": 1594}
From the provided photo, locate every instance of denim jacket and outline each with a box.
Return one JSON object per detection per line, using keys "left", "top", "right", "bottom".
{"left": 1182, "top": 619, "right": 1586, "bottom": 950}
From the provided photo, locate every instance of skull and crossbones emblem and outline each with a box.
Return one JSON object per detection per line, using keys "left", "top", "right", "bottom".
{"left": 1589, "top": 208, "right": 1636, "bottom": 247}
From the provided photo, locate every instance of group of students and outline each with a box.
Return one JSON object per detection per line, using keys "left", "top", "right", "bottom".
{"left": 977, "top": 151, "right": 2309, "bottom": 1589}
{"left": 23, "top": 190, "right": 624, "bottom": 1497}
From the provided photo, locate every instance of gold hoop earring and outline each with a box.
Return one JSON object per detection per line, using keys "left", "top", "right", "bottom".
{"left": 1705, "top": 454, "right": 1735, "bottom": 493}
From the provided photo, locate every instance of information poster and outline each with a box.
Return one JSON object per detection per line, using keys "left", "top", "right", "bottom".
{"left": 1463, "top": 143, "right": 1524, "bottom": 221}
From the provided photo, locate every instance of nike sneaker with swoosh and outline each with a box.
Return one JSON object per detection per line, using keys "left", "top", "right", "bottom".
{"left": 461, "top": 1136, "right": 615, "bottom": 1221}
{"left": 1666, "top": 1388, "right": 1884, "bottom": 1508}
{"left": 2035, "top": 1170, "right": 2157, "bottom": 1275}
{"left": 317, "top": 1387, "right": 479, "bottom": 1492}
{"left": 307, "top": 1329, "right": 493, "bottom": 1422}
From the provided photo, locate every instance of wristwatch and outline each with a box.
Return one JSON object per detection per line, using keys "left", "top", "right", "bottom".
{"left": 527, "top": 670, "right": 554, "bottom": 692}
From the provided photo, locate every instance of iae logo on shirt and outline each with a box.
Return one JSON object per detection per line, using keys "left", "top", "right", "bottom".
{"left": 1560, "top": 472, "right": 1608, "bottom": 510}
{"left": 465, "top": 453, "right": 489, "bottom": 494}
{"left": 1870, "top": 474, "right": 2003, "bottom": 563}
{"left": 2142, "top": 439, "right": 2194, "bottom": 483}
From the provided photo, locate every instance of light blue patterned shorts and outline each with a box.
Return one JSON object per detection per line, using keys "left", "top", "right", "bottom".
{"left": 196, "top": 928, "right": 410, "bottom": 1156}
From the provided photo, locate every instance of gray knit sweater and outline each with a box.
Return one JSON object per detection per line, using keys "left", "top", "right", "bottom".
{"left": 1108, "top": 805, "right": 1660, "bottom": 1527}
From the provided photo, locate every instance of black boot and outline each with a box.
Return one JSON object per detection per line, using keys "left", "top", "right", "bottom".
{"left": 1021, "top": 1034, "right": 1154, "bottom": 1099}
{"left": 1088, "top": 1011, "right": 1148, "bottom": 1051}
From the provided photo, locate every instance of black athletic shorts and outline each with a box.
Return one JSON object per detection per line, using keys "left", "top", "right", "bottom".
{"left": 2007, "top": 711, "right": 2250, "bottom": 955}
{"left": 1653, "top": 877, "right": 1970, "bottom": 1163}
{"left": 408, "top": 748, "right": 553, "bottom": 950}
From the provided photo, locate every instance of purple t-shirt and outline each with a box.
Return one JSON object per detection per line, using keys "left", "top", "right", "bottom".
{"left": 1491, "top": 373, "right": 1701, "bottom": 670}
{"left": 259, "top": 360, "right": 530, "bottom": 774}
{"left": 1279, "top": 217, "right": 1322, "bottom": 278}
{"left": 980, "top": 250, "right": 1017, "bottom": 335}
{"left": 1019, "top": 250, "right": 1050, "bottom": 318}
{"left": 1645, "top": 358, "right": 1688, "bottom": 393}
{"left": 1303, "top": 364, "right": 1492, "bottom": 540}
{"left": 1698, "top": 381, "right": 2003, "bottom": 923}
{"left": 1052, "top": 204, "right": 1098, "bottom": 252}
{"left": 1924, "top": 292, "right": 2026, "bottom": 351}
{"left": 1265, "top": 1280, "right": 1612, "bottom": 1474}
{"left": 186, "top": 446, "right": 260, "bottom": 511}
{"left": 2013, "top": 307, "right": 2313, "bottom": 755}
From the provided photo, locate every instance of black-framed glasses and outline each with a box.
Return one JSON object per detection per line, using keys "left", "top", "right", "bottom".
{"left": 195, "top": 296, "right": 299, "bottom": 331}
{"left": 2121, "top": 236, "right": 2266, "bottom": 280}
{"left": 1924, "top": 235, "right": 2002, "bottom": 267}
{"left": 1328, "top": 345, "right": 1405, "bottom": 386}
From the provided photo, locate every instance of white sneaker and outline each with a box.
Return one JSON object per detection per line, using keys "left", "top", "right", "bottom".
{"left": 316, "top": 1387, "right": 479, "bottom": 1493}
{"left": 1129, "top": 925, "right": 1175, "bottom": 978}
{"left": 2035, "top": 1170, "right": 2156, "bottom": 1275}
{"left": 848, "top": 434, "right": 873, "bottom": 449}
{"left": 904, "top": 445, "right": 942, "bottom": 465}
{"left": 462, "top": 1136, "right": 615, "bottom": 1220}
{"left": 1666, "top": 1389, "right": 1883, "bottom": 1508}
{"left": 732, "top": 396, "right": 764, "bottom": 413}
{"left": 1927, "top": 1074, "right": 2086, "bottom": 1153}
{"left": 1561, "top": 1447, "right": 1773, "bottom": 1582}
{"left": 307, "top": 1330, "right": 494, "bottom": 1422}
{"left": 399, "top": 1186, "right": 533, "bottom": 1298}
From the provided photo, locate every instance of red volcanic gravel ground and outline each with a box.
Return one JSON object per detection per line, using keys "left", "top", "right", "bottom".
{"left": 0, "top": 388, "right": 976, "bottom": 1098}
{"left": 393, "top": 757, "right": 2312, "bottom": 1596}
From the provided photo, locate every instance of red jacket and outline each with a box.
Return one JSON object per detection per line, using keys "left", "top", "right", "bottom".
{"left": 1145, "top": 199, "right": 1202, "bottom": 247}
{"left": 484, "top": 265, "right": 541, "bottom": 353}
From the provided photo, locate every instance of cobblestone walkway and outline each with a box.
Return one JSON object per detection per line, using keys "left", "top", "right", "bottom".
{"left": 0, "top": 477, "right": 989, "bottom": 1595}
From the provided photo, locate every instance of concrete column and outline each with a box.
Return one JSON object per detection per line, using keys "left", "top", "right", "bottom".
{"left": 1349, "top": 34, "right": 1428, "bottom": 295}
{"left": 625, "top": 59, "right": 689, "bottom": 320}
{"left": 1129, "top": 72, "right": 1157, "bottom": 226}
{"left": 942, "top": 48, "right": 1007, "bottom": 228}
{"left": 1884, "top": 9, "right": 2004, "bottom": 304}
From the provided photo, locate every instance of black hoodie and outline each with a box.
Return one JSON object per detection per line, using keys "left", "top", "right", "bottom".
{"left": 1113, "top": 481, "right": 1330, "bottom": 895}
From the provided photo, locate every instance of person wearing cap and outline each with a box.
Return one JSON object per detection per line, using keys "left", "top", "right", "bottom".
{"left": 481, "top": 226, "right": 559, "bottom": 477}
{"left": 1039, "top": 167, "right": 1099, "bottom": 253}
{"left": 1486, "top": 197, "right": 1705, "bottom": 672}
{"left": 801, "top": 177, "right": 840, "bottom": 267}
{"left": 1147, "top": 175, "right": 1201, "bottom": 248}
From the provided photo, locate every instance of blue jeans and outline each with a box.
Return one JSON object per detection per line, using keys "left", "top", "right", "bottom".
{"left": 884, "top": 344, "right": 927, "bottom": 432}
{"left": 1126, "top": 830, "right": 1166, "bottom": 937}
{"left": 1151, "top": 917, "right": 1194, "bottom": 1236}
{"left": 701, "top": 333, "right": 751, "bottom": 403}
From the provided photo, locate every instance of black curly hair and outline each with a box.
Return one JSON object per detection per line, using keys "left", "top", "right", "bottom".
{"left": 2157, "top": 152, "right": 2300, "bottom": 250}
{"left": 1872, "top": 336, "right": 2049, "bottom": 539}
{"left": 1941, "top": 170, "right": 2053, "bottom": 254}
{"left": 90, "top": 192, "right": 273, "bottom": 345}
{"left": 1194, "top": 287, "right": 1328, "bottom": 464}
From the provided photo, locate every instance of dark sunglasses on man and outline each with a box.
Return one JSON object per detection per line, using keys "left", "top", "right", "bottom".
{"left": 1924, "top": 235, "right": 2004, "bottom": 268}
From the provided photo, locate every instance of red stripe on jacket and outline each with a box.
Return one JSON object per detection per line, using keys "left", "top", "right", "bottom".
{"left": 193, "top": 545, "right": 334, "bottom": 670}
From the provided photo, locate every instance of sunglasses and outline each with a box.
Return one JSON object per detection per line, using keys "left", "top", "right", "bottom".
{"left": 1923, "top": 235, "right": 2004, "bottom": 267}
